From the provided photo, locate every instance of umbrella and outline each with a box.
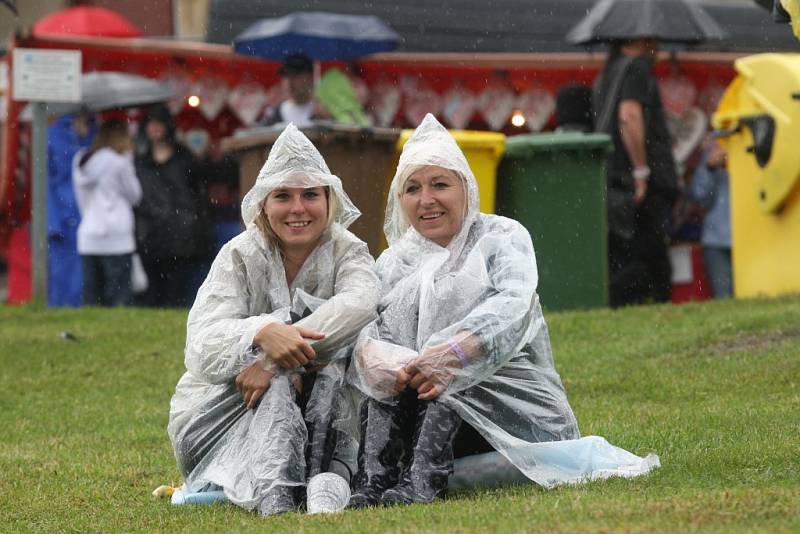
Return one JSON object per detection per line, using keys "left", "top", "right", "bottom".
{"left": 233, "top": 11, "right": 400, "bottom": 61}
{"left": 2, "top": 1, "right": 17, "bottom": 16}
{"left": 33, "top": 5, "right": 142, "bottom": 38}
{"left": 566, "top": 0, "right": 728, "bottom": 45}
{"left": 753, "top": 0, "right": 794, "bottom": 24}
{"left": 21, "top": 71, "right": 173, "bottom": 119}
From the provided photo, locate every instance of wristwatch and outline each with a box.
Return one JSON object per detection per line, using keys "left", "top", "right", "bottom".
{"left": 633, "top": 166, "right": 651, "bottom": 181}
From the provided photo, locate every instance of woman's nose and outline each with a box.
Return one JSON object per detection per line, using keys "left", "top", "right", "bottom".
{"left": 420, "top": 186, "right": 436, "bottom": 205}
{"left": 289, "top": 196, "right": 306, "bottom": 213}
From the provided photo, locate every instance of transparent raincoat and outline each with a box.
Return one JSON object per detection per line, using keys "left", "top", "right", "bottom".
{"left": 168, "top": 124, "right": 378, "bottom": 510}
{"left": 352, "top": 114, "right": 658, "bottom": 489}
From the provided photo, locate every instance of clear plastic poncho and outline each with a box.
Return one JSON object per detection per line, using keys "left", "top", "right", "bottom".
{"left": 351, "top": 114, "right": 658, "bottom": 488}
{"left": 168, "top": 124, "right": 378, "bottom": 510}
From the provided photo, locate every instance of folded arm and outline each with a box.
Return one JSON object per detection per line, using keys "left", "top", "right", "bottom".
{"left": 410, "top": 228, "right": 542, "bottom": 397}
{"left": 184, "top": 245, "right": 284, "bottom": 384}
{"left": 293, "top": 240, "right": 379, "bottom": 358}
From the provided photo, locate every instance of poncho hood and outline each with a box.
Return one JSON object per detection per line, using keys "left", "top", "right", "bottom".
{"left": 384, "top": 113, "right": 480, "bottom": 254}
{"left": 240, "top": 123, "right": 360, "bottom": 228}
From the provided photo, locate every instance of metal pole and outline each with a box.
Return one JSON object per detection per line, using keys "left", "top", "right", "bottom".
{"left": 31, "top": 101, "right": 48, "bottom": 304}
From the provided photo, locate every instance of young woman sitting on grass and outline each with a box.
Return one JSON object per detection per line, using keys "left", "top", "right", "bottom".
{"left": 167, "top": 124, "right": 378, "bottom": 516}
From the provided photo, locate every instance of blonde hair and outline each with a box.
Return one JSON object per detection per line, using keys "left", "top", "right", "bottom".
{"left": 255, "top": 186, "right": 339, "bottom": 248}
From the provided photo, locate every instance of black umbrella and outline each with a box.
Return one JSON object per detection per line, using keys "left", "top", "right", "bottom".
{"left": 566, "top": 0, "right": 728, "bottom": 45}
{"left": 753, "top": 0, "right": 793, "bottom": 23}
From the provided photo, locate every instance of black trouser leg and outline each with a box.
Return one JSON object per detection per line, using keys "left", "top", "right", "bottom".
{"left": 633, "top": 193, "right": 673, "bottom": 303}
{"left": 303, "top": 364, "right": 351, "bottom": 480}
{"left": 348, "top": 391, "right": 415, "bottom": 508}
{"left": 381, "top": 396, "right": 462, "bottom": 505}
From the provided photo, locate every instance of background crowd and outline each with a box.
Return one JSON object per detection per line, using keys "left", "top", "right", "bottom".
{"left": 43, "top": 104, "right": 242, "bottom": 308}
{"left": 28, "top": 35, "right": 733, "bottom": 310}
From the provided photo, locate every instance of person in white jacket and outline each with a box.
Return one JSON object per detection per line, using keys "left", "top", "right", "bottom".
{"left": 72, "top": 120, "right": 142, "bottom": 306}
{"left": 167, "top": 124, "right": 378, "bottom": 516}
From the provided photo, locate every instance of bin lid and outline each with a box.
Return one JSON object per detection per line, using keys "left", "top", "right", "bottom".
{"left": 712, "top": 53, "right": 800, "bottom": 213}
{"left": 397, "top": 129, "right": 506, "bottom": 159}
{"left": 504, "top": 132, "right": 612, "bottom": 157}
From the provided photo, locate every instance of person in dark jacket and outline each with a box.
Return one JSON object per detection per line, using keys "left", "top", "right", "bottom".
{"left": 134, "top": 106, "right": 214, "bottom": 307}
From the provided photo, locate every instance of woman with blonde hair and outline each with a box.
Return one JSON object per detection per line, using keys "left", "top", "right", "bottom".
{"left": 167, "top": 124, "right": 378, "bottom": 516}
{"left": 349, "top": 114, "right": 658, "bottom": 507}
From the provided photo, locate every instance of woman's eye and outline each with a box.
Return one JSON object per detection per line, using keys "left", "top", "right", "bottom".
{"left": 273, "top": 193, "right": 289, "bottom": 200}
{"left": 303, "top": 191, "right": 320, "bottom": 199}
{"left": 405, "top": 184, "right": 419, "bottom": 194}
{"left": 433, "top": 181, "right": 450, "bottom": 189}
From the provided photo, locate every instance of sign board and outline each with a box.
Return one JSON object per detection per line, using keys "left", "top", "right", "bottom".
{"left": 12, "top": 48, "right": 81, "bottom": 103}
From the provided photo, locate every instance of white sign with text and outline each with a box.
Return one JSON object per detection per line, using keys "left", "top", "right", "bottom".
{"left": 12, "top": 48, "right": 81, "bottom": 103}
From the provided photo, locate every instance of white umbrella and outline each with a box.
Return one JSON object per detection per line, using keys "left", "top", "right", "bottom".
{"left": 21, "top": 71, "right": 174, "bottom": 119}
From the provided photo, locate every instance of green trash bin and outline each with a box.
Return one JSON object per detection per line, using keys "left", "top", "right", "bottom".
{"left": 496, "top": 132, "right": 612, "bottom": 311}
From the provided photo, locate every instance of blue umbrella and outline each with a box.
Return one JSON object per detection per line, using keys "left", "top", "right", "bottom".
{"left": 233, "top": 11, "right": 400, "bottom": 61}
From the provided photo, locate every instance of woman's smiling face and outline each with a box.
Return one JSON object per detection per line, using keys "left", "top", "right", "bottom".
{"left": 400, "top": 166, "right": 466, "bottom": 247}
{"left": 263, "top": 186, "right": 328, "bottom": 251}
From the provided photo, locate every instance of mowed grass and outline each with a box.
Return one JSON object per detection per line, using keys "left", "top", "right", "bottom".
{"left": 1, "top": 296, "right": 799, "bottom": 532}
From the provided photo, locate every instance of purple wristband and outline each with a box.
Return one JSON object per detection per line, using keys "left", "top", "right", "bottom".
{"left": 447, "top": 339, "right": 468, "bottom": 367}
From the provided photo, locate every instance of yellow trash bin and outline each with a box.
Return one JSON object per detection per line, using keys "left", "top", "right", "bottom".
{"left": 394, "top": 129, "right": 506, "bottom": 214}
{"left": 712, "top": 53, "right": 800, "bottom": 298}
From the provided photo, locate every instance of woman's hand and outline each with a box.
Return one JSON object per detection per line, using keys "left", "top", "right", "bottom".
{"left": 235, "top": 362, "right": 276, "bottom": 409}
{"left": 402, "top": 342, "right": 464, "bottom": 401}
{"left": 253, "top": 322, "right": 325, "bottom": 369}
{"left": 356, "top": 339, "right": 417, "bottom": 398}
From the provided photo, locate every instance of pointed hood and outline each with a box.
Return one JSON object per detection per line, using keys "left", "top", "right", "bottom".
{"left": 383, "top": 113, "right": 480, "bottom": 250}
{"left": 240, "top": 123, "right": 360, "bottom": 228}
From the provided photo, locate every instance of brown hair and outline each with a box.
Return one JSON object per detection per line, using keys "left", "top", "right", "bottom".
{"left": 89, "top": 120, "right": 131, "bottom": 155}
{"left": 254, "top": 186, "right": 339, "bottom": 248}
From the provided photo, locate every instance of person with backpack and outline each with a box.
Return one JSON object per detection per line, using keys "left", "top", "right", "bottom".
{"left": 593, "top": 39, "right": 679, "bottom": 307}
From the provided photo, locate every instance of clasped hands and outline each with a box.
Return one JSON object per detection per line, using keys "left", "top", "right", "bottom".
{"left": 235, "top": 322, "right": 325, "bottom": 410}
{"left": 359, "top": 340, "right": 465, "bottom": 401}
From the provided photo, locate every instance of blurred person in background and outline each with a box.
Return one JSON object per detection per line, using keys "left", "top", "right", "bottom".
{"left": 688, "top": 139, "right": 732, "bottom": 299}
{"left": 261, "top": 53, "right": 328, "bottom": 127}
{"left": 72, "top": 120, "right": 142, "bottom": 307}
{"left": 555, "top": 83, "right": 593, "bottom": 133}
{"left": 134, "top": 106, "right": 213, "bottom": 307}
{"left": 593, "top": 38, "right": 679, "bottom": 307}
{"left": 47, "top": 111, "right": 96, "bottom": 306}
{"left": 191, "top": 140, "right": 243, "bottom": 254}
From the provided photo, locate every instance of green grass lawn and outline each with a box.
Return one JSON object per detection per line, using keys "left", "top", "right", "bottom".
{"left": 1, "top": 297, "right": 799, "bottom": 532}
